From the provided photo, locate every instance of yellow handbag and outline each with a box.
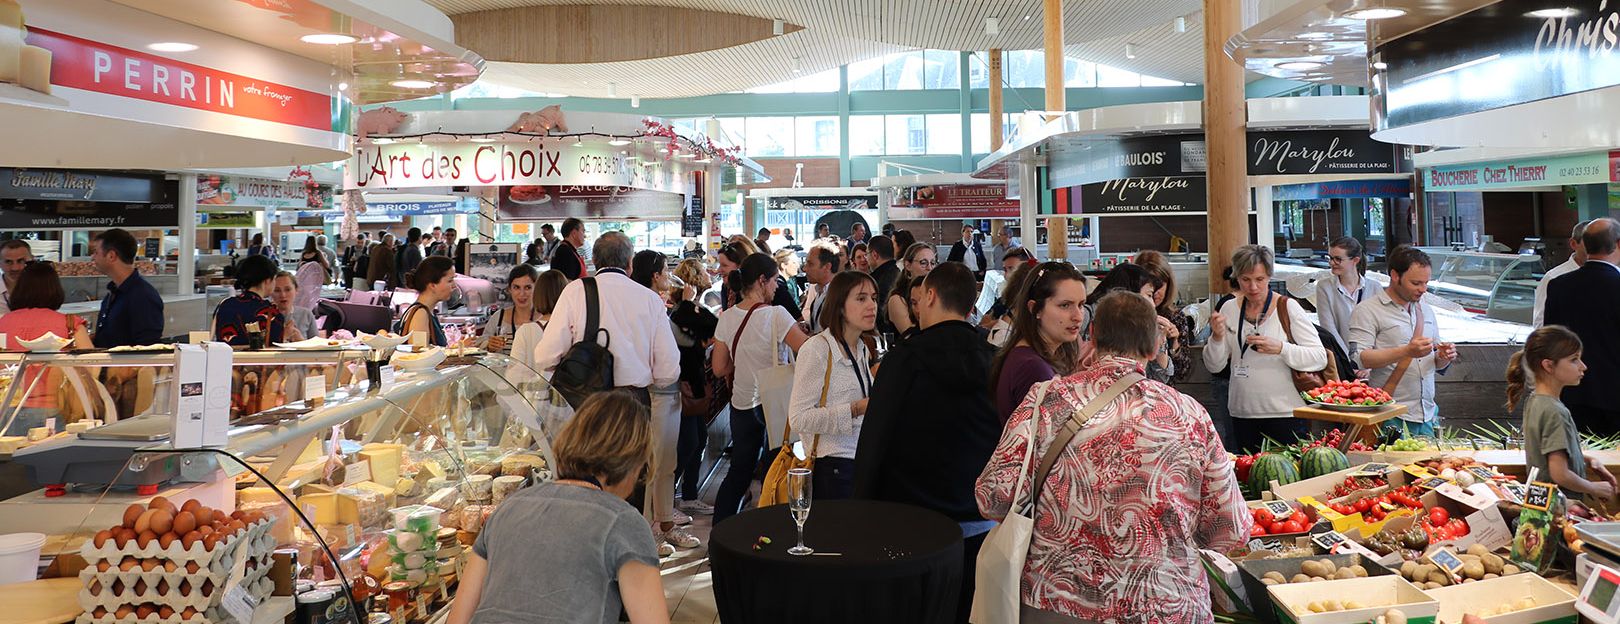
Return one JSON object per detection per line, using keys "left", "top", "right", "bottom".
{"left": 759, "top": 338, "right": 831, "bottom": 507}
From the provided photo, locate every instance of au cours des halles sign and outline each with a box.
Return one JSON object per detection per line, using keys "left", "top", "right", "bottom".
{"left": 343, "top": 141, "right": 697, "bottom": 196}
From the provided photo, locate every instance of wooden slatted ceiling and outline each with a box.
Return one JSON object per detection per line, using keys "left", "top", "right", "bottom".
{"left": 421, "top": 0, "right": 1261, "bottom": 98}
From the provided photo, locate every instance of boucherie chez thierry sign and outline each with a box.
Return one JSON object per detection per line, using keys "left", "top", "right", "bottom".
{"left": 343, "top": 140, "right": 699, "bottom": 196}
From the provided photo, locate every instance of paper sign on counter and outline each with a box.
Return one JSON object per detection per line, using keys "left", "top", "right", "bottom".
{"left": 379, "top": 365, "right": 397, "bottom": 391}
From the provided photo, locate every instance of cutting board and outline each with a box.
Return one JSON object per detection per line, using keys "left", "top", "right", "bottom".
{"left": 0, "top": 577, "right": 81, "bottom": 624}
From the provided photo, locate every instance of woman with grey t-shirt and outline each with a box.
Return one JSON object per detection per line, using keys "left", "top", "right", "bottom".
{"left": 447, "top": 390, "right": 668, "bottom": 624}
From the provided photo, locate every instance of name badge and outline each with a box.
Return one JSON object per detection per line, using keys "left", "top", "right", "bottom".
{"left": 1234, "top": 365, "right": 1251, "bottom": 379}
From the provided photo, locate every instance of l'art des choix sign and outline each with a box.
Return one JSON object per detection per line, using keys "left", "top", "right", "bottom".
{"left": 344, "top": 141, "right": 697, "bottom": 196}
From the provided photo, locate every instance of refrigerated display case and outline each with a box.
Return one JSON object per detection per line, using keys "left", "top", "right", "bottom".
{"left": 1418, "top": 248, "right": 1540, "bottom": 325}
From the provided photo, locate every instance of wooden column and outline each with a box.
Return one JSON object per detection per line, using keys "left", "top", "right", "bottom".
{"left": 989, "top": 49, "right": 1008, "bottom": 243}
{"left": 1204, "top": 0, "right": 1247, "bottom": 297}
{"left": 1043, "top": 0, "right": 1068, "bottom": 261}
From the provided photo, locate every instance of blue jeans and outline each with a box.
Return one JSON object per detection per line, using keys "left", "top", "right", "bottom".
{"left": 675, "top": 414, "right": 707, "bottom": 501}
{"left": 714, "top": 405, "right": 765, "bottom": 525}
{"left": 811, "top": 456, "right": 855, "bottom": 501}
{"left": 1210, "top": 376, "right": 1236, "bottom": 453}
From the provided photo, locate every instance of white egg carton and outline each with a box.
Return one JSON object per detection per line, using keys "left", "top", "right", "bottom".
{"left": 73, "top": 577, "right": 273, "bottom": 624}
{"left": 78, "top": 560, "right": 272, "bottom": 611}
{"left": 79, "top": 519, "right": 273, "bottom": 566}
{"left": 78, "top": 553, "right": 272, "bottom": 603}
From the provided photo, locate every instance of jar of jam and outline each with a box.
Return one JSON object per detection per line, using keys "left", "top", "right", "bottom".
{"left": 382, "top": 581, "right": 417, "bottom": 624}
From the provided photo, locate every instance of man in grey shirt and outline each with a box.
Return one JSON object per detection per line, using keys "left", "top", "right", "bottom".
{"left": 1347, "top": 245, "right": 1456, "bottom": 437}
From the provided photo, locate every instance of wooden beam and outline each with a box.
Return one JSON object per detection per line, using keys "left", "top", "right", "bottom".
{"left": 989, "top": 49, "right": 1004, "bottom": 152}
{"left": 1205, "top": 0, "right": 1247, "bottom": 297}
{"left": 1043, "top": 0, "right": 1067, "bottom": 261}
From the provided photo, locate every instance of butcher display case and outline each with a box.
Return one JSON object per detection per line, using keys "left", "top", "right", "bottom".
{"left": 1417, "top": 247, "right": 1540, "bottom": 325}
{"left": 0, "top": 349, "right": 563, "bottom": 624}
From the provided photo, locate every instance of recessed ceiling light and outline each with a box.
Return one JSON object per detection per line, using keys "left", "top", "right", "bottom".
{"left": 337, "top": 82, "right": 349, "bottom": 91}
{"left": 1526, "top": 7, "right": 1578, "bottom": 18}
{"left": 391, "top": 79, "right": 436, "bottom": 89}
{"left": 301, "top": 33, "right": 358, "bottom": 45}
{"left": 1276, "top": 60, "right": 1326, "bottom": 70}
{"left": 1343, "top": 7, "right": 1407, "bottom": 19}
{"left": 147, "top": 42, "right": 198, "bottom": 52}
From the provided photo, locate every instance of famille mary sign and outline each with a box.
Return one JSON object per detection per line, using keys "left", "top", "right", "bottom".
{"left": 344, "top": 141, "right": 697, "bottom": 196}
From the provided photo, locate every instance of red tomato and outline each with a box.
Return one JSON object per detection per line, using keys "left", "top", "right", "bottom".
{"left": 1250, "top": 524, "right": 1268, "bottom": 536}
{"left": 1270, "top": 521, "right": 1289, "bottom": 534}
{"left": 1354, "top": 498, "right": 1372, "bottom": 513}
{"left": 1289, "top": 511, "right": 1308, "bottom": 525}
{"left": 1254, "top": 508, "right": 1274, "bottom": 524}
{"left": 1280, "top": 521, "right": 1305, "bottom": 534}
{"left": 1429, "top": 507, "right": 1450, "bottom": 525}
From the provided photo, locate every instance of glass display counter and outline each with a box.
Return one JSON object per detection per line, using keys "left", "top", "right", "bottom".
{"left": 1418, "top": 247, "right": 1540, "bottom": 325}
{"left": 0, "top": 348, "right": 566, "bottom": 624}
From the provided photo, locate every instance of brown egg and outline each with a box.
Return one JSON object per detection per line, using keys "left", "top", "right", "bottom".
{"left": 111, "top": 579, "right": 125, "bottom": 594}
{"left": 156, "top": 580, "right": 170, "bottom": 594}
{"left": 196, "top": 525, "right": 213, "bottom": 538}
{"left": 132, "top": 579, "right": 147, "bottom": 594}
{"left": 113, "top": 606, "right": 134, "bottom": 619}
{"left": 149, "top": 510, "right": 173, "bottom": 535}
{"left": 136, "top": 530, "right": 157, "bottom": 548}
{"left": 158, "top": 606, "right": 175, "bottom": 619}
{"left": 92, "top": 607, "right": 107, "bottom": 618}
{"left": 201, "top": 580, "right": 215, "bottom": 596}
{"left": 230, "top": 510, "right": 244, "bottom": 521}
{"left": 227, "top": 520, "right": 246, "bottom": 536}
{"left": 158, "top": 533, "right": 177, "bottom": 549}
{"left": 177, "top": 580, "right": 191, "bottom": 596}
{"left": 140, "top": 558, "right": 159, "bottom": 572}
{"left": 88, "top": 580, "right": 102, "bottom": 595}
{"left": 162, "top": 560, "right": 176, "bottom": 573}
{"left": 183, "top": 561, "right": 199, "bottom": 574}
{"left": 117, "top": 528, "right": 136, "bottom": 545}
{"left": 180, "top": 530, "right": 201, "bottom": 548}
{"left": 93, "top": 529, "right": 112, "bottom": 548}
{"left": 171, "top": 511, "right": 196, "bottom": 535}
{"left": 180, "top": 498, "right": 201, "bottom": 512}
{"left": 149, "top": 496, "right": 176, "bottom": 514}
{"left": 203, "top": 532, "right": 223, "bottom": 551}
{"left": 133, "top": 509, "right": 158, "bottom": 534}
{"left": 122, "top": 504, "right": 144, "bottom": 529}
{"left": 180, "top": 607, "right": 198, "bottom": 620}
{"left": 192, "top": 507, "right": 214, "bottom": 525}
{"left": 95, "top": 561, "right": 110, "bottom": 573}
{"left": 135, "top": 605, "right": 155, "bottom": 619}
{"left": 118, "top": 558, "right": 139, "bottom": 572}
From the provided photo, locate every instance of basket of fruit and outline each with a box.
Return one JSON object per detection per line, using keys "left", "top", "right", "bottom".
{"left": 1302, "top": 380, "right": 1394, "bottom": 412}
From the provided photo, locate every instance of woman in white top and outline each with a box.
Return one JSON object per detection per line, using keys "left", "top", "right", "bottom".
{"left": 1203, "top": 244, "right": 1327, "bottom": 453}
{"left": 711, "top": 253, "right": 809, "bottom": 524}
{"left": 491, "top": 268, "right": 566, "bottom": 376}
{"left": 788, "top": 270, "right": 878, "bottom": 500}
{"left": 1316, "top": 236, "right": 1378, "bottom": 370}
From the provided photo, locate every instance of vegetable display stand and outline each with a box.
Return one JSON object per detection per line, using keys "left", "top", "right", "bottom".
{"left": 1293, "top": 404, "right": 1407, "bottom": 452}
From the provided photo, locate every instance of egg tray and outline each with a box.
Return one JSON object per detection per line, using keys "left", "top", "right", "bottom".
{"left": 78, "top": 552, "right": 272, "bottom": 602}
{"left": 80, "top": 531, "right": 276, "bottom": 587}
{"left": 78, "top": 559, "right": 273, "bottom": 611}
{"left": 79, "top": 519, "right": 274, "bottom": 566}
{"left": 74, "top": 577, "right": 274, "bottom": 624}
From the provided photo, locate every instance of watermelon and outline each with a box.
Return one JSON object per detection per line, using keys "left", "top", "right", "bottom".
{"left": 1300, "top": 447, "right": 1351, "bottom": 479}
{"left": 1247, "top": 453, "right": 1300, "bottom": 493}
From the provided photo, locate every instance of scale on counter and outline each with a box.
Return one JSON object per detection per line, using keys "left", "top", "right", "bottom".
{"left": 1579, "top": 562, "right": 1620, "bottom": 623}
{"left": 11, "top": 413, "right": 179, "bottom": 491}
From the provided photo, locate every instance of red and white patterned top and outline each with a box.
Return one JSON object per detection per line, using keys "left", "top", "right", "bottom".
{"left": 975, "top": 355, "right": 1252, "bottom": 623}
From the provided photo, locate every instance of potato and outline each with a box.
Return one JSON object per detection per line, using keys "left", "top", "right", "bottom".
{"left": 1261, "top": 578, "right": 1279, "bottom": 586}
{"left": 1503, "top": 564, "right": 1522, "bottom": 575}
{"left": 1482, "top": 553, "right": 1505, "bottom": 575}
{"left": 1467, "top": 543, "right": 1490, "bottom": 557}
{"left": 1424, "top": 581, "right": 1443, "bottom": 589}
{"left": 1335, "top": 568, "right": 1357, "bottom": 580}
{"left": 1400, "top": 561, "right": 1419, "bottom": 579}
{"left": 1301, "top": 560, "right": 1327, "bottom": 578}
{"left": 1308, "top": 601, "right": 1326, "bottom": 613}
{"left": 1384, "top": 608, "right": 1409, "bottom": 624}
{"left": 1344, "top": 600, "right": 1364, "bottom": 609}
{"left": 1428, "top": 570, "right": 1452, "bottom": 586}
{"left": 1312, "top": 576, "right": 1328, "bottom": 582}
{"left": 1291, "top": 574, "right": 1313, "bottom": 584}
{"left": 1264, "top": 571, "right": 1287, "bottom": 583}
{"left": 1412, "top": 564, "right": 1436, "bottom": 581}
{"left": 1350, "top": 564, "right": 1369, "bottom": 578}
{"left": 1483, "top": 573, "right": 1499, "bottom": 579}
{"left": 1463, "top": 561, "right": 1486, "bottom": 580}
{"left": 1319, "top": 559, "right": 1338, "bottom": 576}
{"left": 1515, "top": 597, "right": 1537, "bottom": 610}
{"left": 1323, "top": 600, "right": 1342, "bottom": 612}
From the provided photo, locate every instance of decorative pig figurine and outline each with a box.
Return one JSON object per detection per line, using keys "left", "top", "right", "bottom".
{"left": 356, "top": 106, "right": 409, "bottom": 141}
{"left": 506, "top": 105, "right": 568, "bottom": 134}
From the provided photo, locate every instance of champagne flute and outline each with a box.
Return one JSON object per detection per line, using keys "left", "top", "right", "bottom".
{"left": 787, "top": 467, "right": 813, "bottom": 556}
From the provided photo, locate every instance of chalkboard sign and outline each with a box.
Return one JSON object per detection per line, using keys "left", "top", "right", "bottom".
{"left": 1311, "top": 531, "right": 1349, "bottom": 552}
{"left": 1264, "top": 500, "right": 1295, "bottom": 518}
{"left": 143, "top": 238, "right": 160, "bottom": 259}
{"left": 682, "top": 194, "right": 704, "bottom": 238}
{"left": 1501, "top": 482, "right": 1528, "bottom": 505}
{"left": 1427, "top": 548, "right": 1466, "bottom": 581}
{"left": 1416, "top": 476, "right": 1450, "bottom": 490}
{"left": 1523, "top": 482, "right": 1554, "bottom": 511}
{"left": 1467, "top": 466, "right": 1497, "bottom": 482}
{"left": 1351, "top": 463, "right": 1393, "bottom": 477}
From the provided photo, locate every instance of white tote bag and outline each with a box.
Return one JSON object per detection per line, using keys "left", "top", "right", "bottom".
{"left": 970, "top": 380, "right": 1054, "bottom": 624}
{"left": 756, "top": 340, "right": 797, "bottom": 450}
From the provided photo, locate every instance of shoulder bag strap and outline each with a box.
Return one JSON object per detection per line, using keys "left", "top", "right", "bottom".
{"left": 1008, "top": 380, "right": 1058, "bottom": 514}
{"left": 726, "top": 303, "right": 765, "bottom": 381}
{"left": 1025, "top": 372, "right": 1145, "bottom": 513}
{"left": 1276, "top": 294, "right": 1295, "bottom": 344}
{"left": 808, "top": 334, "right": 834, "bottom": 457}
{"left": 582, "top": 277, "right": 608, "bottom": 348}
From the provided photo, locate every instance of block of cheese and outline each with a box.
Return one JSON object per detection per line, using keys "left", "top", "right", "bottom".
{"left": 296, "top": 491, "right": 361, "bottom": 526}
{"left": 18, "top": 45, "right": 48, "bottom": 94}
{"left": 0, "top": 436, "right": 25, "bottom": 453}
{"left": 0, "top": 1, "right": 21, "bottom": 30}
{"left": 359, "top": 443, "right": 404, "bottom": 486}
{"left": 296, "top": 437, "right": 325, "bottom": 463}
{"left": 422, "top": 486, "right": 458, "bottom": 512}
{"left": 348, "top": 480, "right": 398, "bottom": 509}
{"left": 237, "top": 487, "right": 284, "bottom": 507}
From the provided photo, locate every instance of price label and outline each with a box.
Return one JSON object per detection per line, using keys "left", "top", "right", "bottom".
{"left": 1417, "top": 476, "right": 1450, "bottom": 490}
{"left": 1426, "top": 548, "right": 1467, "bottom": 581}
{"left": 1467, "top": 466, "right": 1497, "bottom": 481}
{"left": 415, "top": 593, "right": 429, "bottom": 619}
{"left": 1247, "top": 537, "right": 1286, "bottom": 552}
{"left": 221, "top": 585, "right": 259, "bottom": 624}
{"left": 341, "top": 459, "right": 372, "bottom": 487}
{"left": 1352, "top": 463, "right": 1393, "bottom": 477}
{"left": 1264, "top": 500, "right": 1295, "bottom": 518}
{"left": 379, "top": 365, "right": 397, "bottom": 391}
{"left": 1312, "top": 531, "right": 1349, "bottom": 552}
{"left": 1523, "top": 482, "right": 1554, "bottom": 511}
{"left": 1404, "top": 465, "right": 1435, "bottom": 480}
{"left": 303, "top": 374, "right": 327, "bottom": 401}
{"left": 1500, "top": 482, "right": 1528, "bottom": 505}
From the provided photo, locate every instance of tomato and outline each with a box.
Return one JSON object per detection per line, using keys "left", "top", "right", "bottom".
{"left": 1250, "top": 524, "right": 1268, "bottom": 536}
{"left": 1450, "top": 518, "right": 1469, "bottom": 535}
{"left": 1280, "top": 521, "right": 1305, "bottom": 534}
{"left": 1429, "top": 507, "right": 1450, "bottom": 525}
{"left": 1354, "top": 498, "right": 1373, "bottom": 513}
{"left": 1269, "top": 521, "right": 1288, "bottom": 534}
{"left": 1289, "top": 511, "right": 1308, "bottom": 525}
{"left": 1253, "top": 508, "right": 1274, "bottom": 525}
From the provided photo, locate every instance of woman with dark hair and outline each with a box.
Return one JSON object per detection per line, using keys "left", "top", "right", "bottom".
{"left": 1317, "top": 236, "right": 1377, "bottom": 368}
{"left": 893, "top": 230, "right": 917, "bottom": 255}
{"left": 716, "top": 241, "right": 749, "bottom": 310}
{"left": 366, "top": 235, "right": 398, "bottom": 290}
{"left": 525, "top": 240, "right": 545, "bottom": 266}
{"left": 887, "top": 242, "right": 938, "bottom": 335}
{"left": 214, "top": 255, "right": 285, "bottom": 346}
{"left": 486, "top": 264, "right": 542, "bottom": 355}
{"left": 630, "top": 250, "right": 670, "bottom": 297}
{"left": 789, "top": 270, "right": 879, "bottom": 499}
{"left": 454, "top": 238, "right": 469, "bottom": 275}
{"left": 711, "top": 253, "right": 810, "bottom": 524}
{"left": 295, "top": 237, "right": 329, "bottom": 310}
{"left": 991, "top": 262, "right": 1087, "bottom": 423}
{"left": 669, "top": 259, "right": 719, "bottom": 514}
{"left": 850, "top": 242, "right": 871, "bottom": 273}
{"left": 0, "top": 262, "right": 94, "bottom": 435}
{"left": 247, "top": 232, "right": 276, "bottom": 260}
{"left": 401, "top": 256, "right": 455, "bottom": 347}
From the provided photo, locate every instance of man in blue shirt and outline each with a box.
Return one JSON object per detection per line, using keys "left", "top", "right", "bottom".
{"left": 91, "top": 228, "right": 164, "bottom": 348}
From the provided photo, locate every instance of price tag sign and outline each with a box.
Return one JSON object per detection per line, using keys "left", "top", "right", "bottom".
{"left": 1404, "top": 465, "right": 1435, "bottom": 480}
{"left": 379, "top": 365, "right": 397, "bottom": 391}
{"left": 1312, "top": 530, "right": 1349, "bottom": 552}
{"left": 1247, "top": 537, "right": 1286, "bottom": 553}
{"left": 341, "top": 459, "right": 372, "bottom": 487}
{"left": 1426, "top": 548, "right": 1467, "bottom": 582}
{"left": 1500, "top": 482, "right": 1528, "bottom": 505}
{"left": 1523, "top": 482, "right": 1554, "bottom": 511}
{"left": 1467, "top": 466, "right": 1497, "bottom": 481}
{"left": 221, "top": 585, "right": 259, "bottom": 624}
{"left": 1264, "top": 500, "right": 1295, "bottom": 518}
{"left": 1417, "top": 476, "right": 1450, "bottom": 490}
{"left": 303, "top": 374, "right": 327, "bottom": 401}
{"left": 1352, "top": 463, "right": 1393, "bottom": 477}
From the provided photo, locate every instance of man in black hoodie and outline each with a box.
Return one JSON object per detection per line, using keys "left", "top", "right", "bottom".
{"left": 854, "top": 262, "right": 1000, "bottom": 623}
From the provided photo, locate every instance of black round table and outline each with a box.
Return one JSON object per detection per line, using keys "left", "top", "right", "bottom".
{"left": 709, "top": 500, "right": 964, "bottom": 624}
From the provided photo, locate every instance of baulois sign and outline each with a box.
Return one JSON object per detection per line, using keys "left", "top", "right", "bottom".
{"left": 1375, "top": 0, "right": 1620, "bottom": 129}
{"left": 345, "top": 141, "right": 696, "bottom": 196}
{"left": 1423, "top": 152, "right": 1609, "bottom": 192}
{"left": 888, "top": 184, "right": 1018, "bottom": 219}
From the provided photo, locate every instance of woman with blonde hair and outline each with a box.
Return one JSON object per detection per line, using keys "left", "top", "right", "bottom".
{"left": 1134, "top": 250, "right": 1193, "bottom": 384}
{"left": 448, "top": 390, "right": 667, "bottom": 624}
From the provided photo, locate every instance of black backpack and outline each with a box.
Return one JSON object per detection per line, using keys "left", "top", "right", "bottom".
{"left": 552, "top": 278, "right": 614, "bottom": 409}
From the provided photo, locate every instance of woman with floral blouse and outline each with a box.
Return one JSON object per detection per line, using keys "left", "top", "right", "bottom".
{"left": 976, "top": 291, "right": 1251, "bottom": 623}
